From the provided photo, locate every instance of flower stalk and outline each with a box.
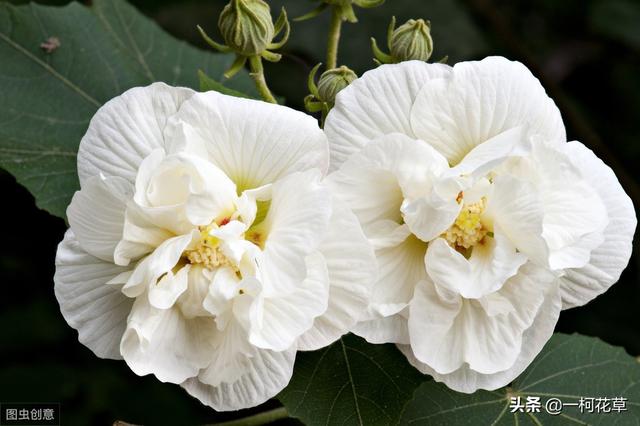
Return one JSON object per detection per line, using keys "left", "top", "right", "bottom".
{"left": 207, "top": 407, "right": 289, "bottom": 426}
{"left": 249, "top": 55, "right": 277, "bottom": 103}
{"left": 326, "top": 6, "right": 343, "bottom": 69}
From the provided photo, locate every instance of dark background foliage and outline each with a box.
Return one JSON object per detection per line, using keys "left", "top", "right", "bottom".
{"left": 1, "top": 0, "right": 639, "bottom": 424}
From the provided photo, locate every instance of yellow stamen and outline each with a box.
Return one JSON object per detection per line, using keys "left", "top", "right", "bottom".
{"left": 185, "top": 223, "right": 235, "bottom": 270}
{"left": 442, "top": 197, "right": 489, "bottom": 251}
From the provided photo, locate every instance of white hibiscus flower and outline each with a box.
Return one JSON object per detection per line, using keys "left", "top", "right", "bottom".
{"left": 55, "top": 83, "right": 376, "bottom": 411}
{"left": 326, "top": 56, "right": 636, "bottom": 393}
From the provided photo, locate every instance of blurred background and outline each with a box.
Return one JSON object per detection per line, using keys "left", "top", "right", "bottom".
{"left": 2, "top": 0, "right": 639, "bottom": 424}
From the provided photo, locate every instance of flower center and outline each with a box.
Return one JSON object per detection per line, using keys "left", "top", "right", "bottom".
{"left": 442, "top": 196, "right": 489, "bottom": 252}
{"left": 185, "top": 222, "right": 237, "bottom": 270}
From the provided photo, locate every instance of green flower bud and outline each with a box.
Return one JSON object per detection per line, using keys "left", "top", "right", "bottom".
{"left": 390, "top": 19, "right": 433, "bottom": 62}
{"left": 218, "top": 0, "right": 274, "bottom": 56}
{"left": 317, "top": 66, "right": 357, "bottom": 105}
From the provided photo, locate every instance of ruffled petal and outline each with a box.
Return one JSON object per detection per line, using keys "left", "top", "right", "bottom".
{"left": 354, "top": 235, "right": 426, "bottom": 346}
{"left": 148, "top": 264, "right": 190, "bottom": 310}
{"left": 407, "top": 263, "right": 560, "bottom": 390}
{"left": 54, "top": 230, "right": 133, "bottom": 359}
{"left": 485, "top": 174, "right": 548, "bottom": 265}
{"left": 329, "top": 133, "right": 448, "bottom": 237}
{"left": 325, "top": 61, "right": 451, "bottom": 170}
{"left": 558, "top": 142, "right": 637, "bottom": 308}
{"left": 532, "top": 143, "right": 608, "bottom": 270}
{"left": 425, "top": 232, "right": 526, "bottom": 299}
{"left": 352, "top": 312, "right": 410, "bottom": 345}
{"left": 297, "top": 198, "right": 377, "bottom": 351}
{"left": 122, "top": 231, "right": 197, "bottom": 298}
{"left": 410, "top": 56, "right": 565, "bottom": 165}
{"left": 120, "top": 295, "right": 216, "bottom": 384}
{"left": 260, "top": 170, "right": 332, "bottom": 294}
{"left": 401, "top": 270, "right": 561, "bottom": 393}
{"left": 131, "top": 150, "right": 238, "bottom": 235}
{"left": 163, "top": 90, "right": 329, "bottom": 191}
{"left": 250, "top": 252, "right": 329, "bottom": 351}
{"left": 77, "top": 83, "right": 195, "bottom": 185}
{"left": 67, "top": 175, "right": 132, "bottom": 262}
{"left": 181, "top": 345, "right": 295, "bottom": 412}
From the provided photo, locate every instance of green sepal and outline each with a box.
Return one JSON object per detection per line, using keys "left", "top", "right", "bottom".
{"left": 304, "top": 95, "right": 327, "bottom": 113}
{"left": 307, "top": 63, "right": 323, "bottom": 98}
{"left": 261, "top": 50, "right": 282, "bottom": 62}
{"left": 354, "top": 0, "right": 385, "bottom": 8}
{"left": 223, "top": 54, "right": 248, "bottom": 79}
{"left": 338, "top": 3, "right": 358, "bottom": 23}
{"left": 371, "top": 37, "right": 393, "bottom": 64}
{"left": 268, "top": 7, "right": 290, "bottom": 50}
{"left": 197, "top": 24, "right": 231, "bottom": 53}
{"left": 294, "top": 3, "right": 328, "bottom": 22}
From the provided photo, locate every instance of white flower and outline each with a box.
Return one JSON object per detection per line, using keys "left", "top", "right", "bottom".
{"left": 55, "top": 83, "right": 376, "bottom": 411}
{"left": 326, "top": 56, "right": 636, "bottom": 393}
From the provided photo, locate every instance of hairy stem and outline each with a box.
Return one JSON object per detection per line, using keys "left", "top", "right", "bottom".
{"left": 207, "top": 407, "right": 289, "bottom": 426}
{"left": 326, "top": 6, "right": 342, "bottom": 69}
{"left": 248, "top": 56, "right": 277, "bottom": 104}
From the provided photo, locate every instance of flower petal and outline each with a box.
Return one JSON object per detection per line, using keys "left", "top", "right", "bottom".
{"left": 352, "top": 312, "right": 410, "bottom": 345}
{"left": 131, "top": 150, "right": 238, "bottom": 235}
{"left": 407, "top": 263, "right": 560, "bottom": 391}
{"left": 148, "top": 264, "right": 190, "bottom": 310}
{"left": 122, "top": 231, "right": 197, "bottom": 298}
{"left": 401, "top": 272, "right": 561, "bottom": 393}
{"left": 532, "top": 143, "right": 608, "bottom": 270}
{"left": 260, "top": 170, "right": 332, "bottom": 294}
{"left": 67, "top": 175, "right": 132, "bottom": 262}
{"left": 325, "top": 61, "right": 451, "bottom": 170}
{"left": 77, "top": 83, "right": 195, "bottom": 185}
{"left": 485, "top": 174, "right": 548, "bottom": 265}
{"left": 120, "top": 295, "right": 216, "bottom": 384}
{"left": 410, "top": 56, "right": 565, "bottom": 165}
{"left": 250, "top": 252, "right": 329, "bottom": 351}
{"left": 163, "top": 91, "right": 329, "bottom": 191}
{"left": 54, "top": 230, "right": 133, "bottom": 359}
{"left": 181, "top": 345, "right": 295, "bottom": 412}
{"left": 401, "top": 185, "right": 462, "bottom": 243}
{"left": 329, "top": 133, "right": 448, "bottom": 237}
{"left": 425, "top": 232, "right": 526, "bottom": 299}
{"left": 353, "top": 235, "right": 426, "bottom": 345}
{"left": 448, "top": 126, "right": 531, "bottom": 178}
{"left": 558, "top": 142, "right": 637, "bottom": 308}
{"left": 297, "top": 198, "right": 377, "bottom": 351}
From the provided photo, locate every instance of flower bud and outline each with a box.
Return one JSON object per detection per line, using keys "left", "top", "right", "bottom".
{"left": 317, "top": 66, "right": 358, "bottom": 105}
{"left": 390, "top": 19, "right": 433, "bottom": 62}
{"left": 218, "top": 0, "right": 274, "bottom": 56}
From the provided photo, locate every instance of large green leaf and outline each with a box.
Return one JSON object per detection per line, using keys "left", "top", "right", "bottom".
{"left": 278, "top": 334, "right": 427, "bottom": 426}
{"left": 0, "top": 0, "right": 254, "bottom": 219}
{"left": 399, "top": 333, "right": 640, "bottom": 425}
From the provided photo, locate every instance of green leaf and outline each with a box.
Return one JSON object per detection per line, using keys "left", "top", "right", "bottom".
{"left": 399, "top": 333, "right": 640, "bottom": 425}
{"left": 198, "top": 69, "right": 253, "bottom": 98}
{"left": 0, "top": 0, "right": 255, "bottom": 219}
{"left": 278, "top": 334, "right": 427, "bottom": 426}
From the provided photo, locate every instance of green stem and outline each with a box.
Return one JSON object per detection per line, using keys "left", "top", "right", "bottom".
{"left": 248, "top": 56, "right": 277, "bottom": 104}
{"left": 326, "top": 6, "right": 342, "bottom": 69}
{"left": 207, "top": 407, "right": 289, "bottom": 426}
